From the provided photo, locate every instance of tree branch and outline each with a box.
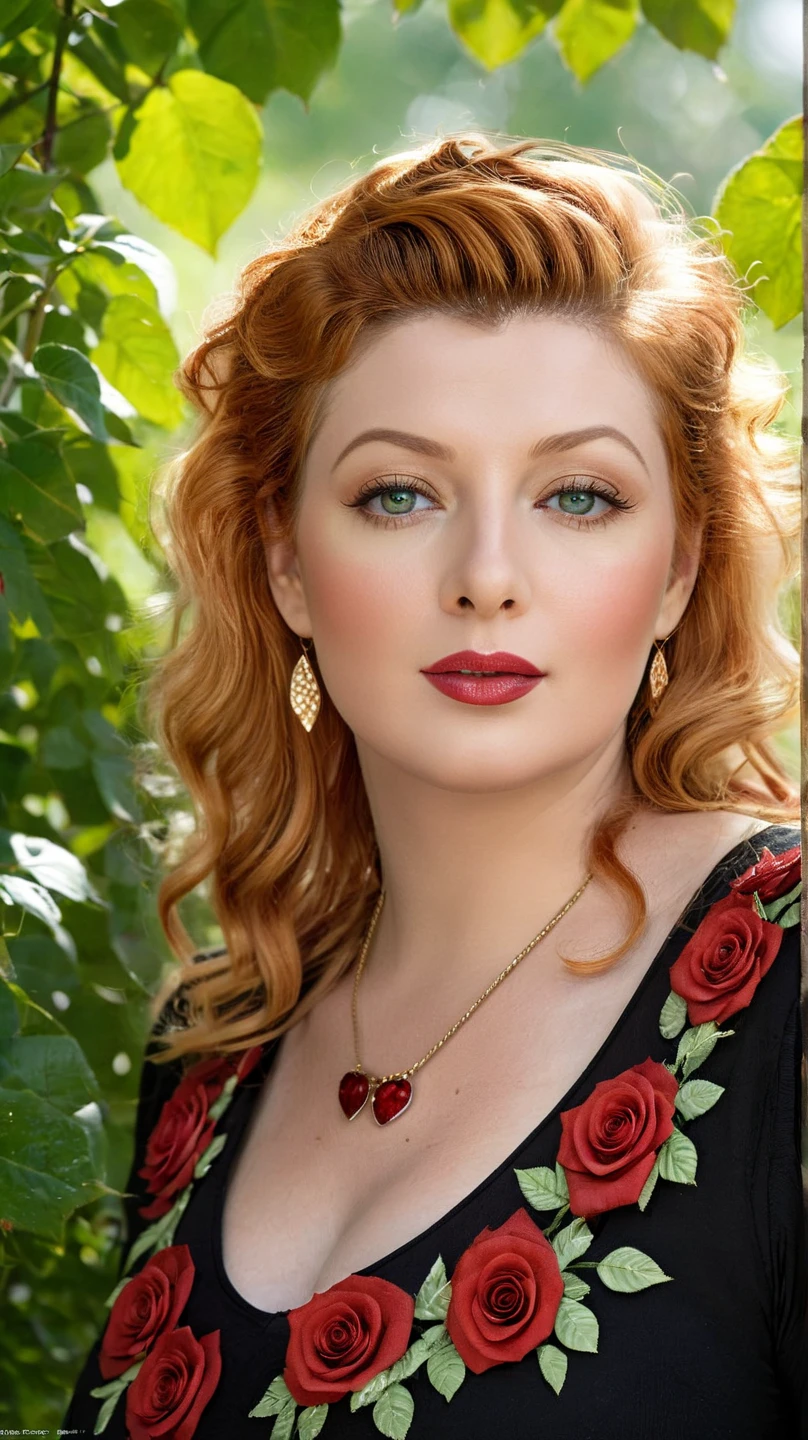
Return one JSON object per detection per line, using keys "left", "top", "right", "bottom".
{"left": 37, "top": 0, "right": 76, "bottom": 171}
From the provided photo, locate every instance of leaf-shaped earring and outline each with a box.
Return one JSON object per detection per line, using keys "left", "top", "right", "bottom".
{"left": 648, "top": 639, "right": 669, "bottom": 717}
{"left": 289, "top": 638, "right": 320, "bottom": 732}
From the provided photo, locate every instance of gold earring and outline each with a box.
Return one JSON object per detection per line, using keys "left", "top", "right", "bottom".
{"left": 648, "top": 638, "right": 669, "bottom": 717}
{"left": 289, "top": 637, "right": 320, "bottom": 732}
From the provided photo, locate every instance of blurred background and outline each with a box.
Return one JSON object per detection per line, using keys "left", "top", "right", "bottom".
{"left": 0, "top": 0, "right": 802, "bottom": 1426}
{"left": 97, "top": 0, "right": 802, "bottom": 378}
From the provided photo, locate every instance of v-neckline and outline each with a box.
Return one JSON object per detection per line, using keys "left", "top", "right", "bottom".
{"left": 207, "top": 822, "right": 792, "bottom": 1328}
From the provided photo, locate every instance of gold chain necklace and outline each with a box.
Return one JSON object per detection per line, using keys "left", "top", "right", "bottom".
{"left": 337, "top": 873, "right": 593, "bottom": 1126}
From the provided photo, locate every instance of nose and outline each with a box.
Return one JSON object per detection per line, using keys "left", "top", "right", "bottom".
{"left": 438, "top": 501, "right": 532, "bottom": 619}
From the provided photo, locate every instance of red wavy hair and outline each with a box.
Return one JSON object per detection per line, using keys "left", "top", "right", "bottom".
{"left": 137, "top": 133, "right": 799, "bottom": 1068}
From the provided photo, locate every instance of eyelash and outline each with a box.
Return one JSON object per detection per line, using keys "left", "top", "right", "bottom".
{"left": 346, "top": 476, "right": 637, "bottom": 531}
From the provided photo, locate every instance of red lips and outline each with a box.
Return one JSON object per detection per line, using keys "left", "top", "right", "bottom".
{"left": 421, "top": 650, "right": 545, "bottom": 676}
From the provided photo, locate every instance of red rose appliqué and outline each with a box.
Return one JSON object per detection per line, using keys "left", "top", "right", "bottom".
{"left": 283, "top": 1273, "right": 415, "bottom": 1406}
{"left": 445, "top": 1206, "right": 564, "bottom": 1373}
{"left": 138, "top": 1047, "right": 264, "bottom": 1220}
{"left": 124, "top": 1324, "right": 221, "bottom": 1440}
{"left": 557, "top": 1056, "right": 678, "bottom": 1217}
{"left": 668, "top": 890, "right": 783, "bottom": 1026}
{"left": 99, "top": 1244, "right": 195, "bottom": 1380}
{"left": 729, "top": 843, "right": 801, "bottom": 903}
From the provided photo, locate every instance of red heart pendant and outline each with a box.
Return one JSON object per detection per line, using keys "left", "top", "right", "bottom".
{"left": 372, "top": 1078, "right": 413, "bottom": 1125}
{"left": 338, "top": 1071, "right": 369, "bottom": 1120}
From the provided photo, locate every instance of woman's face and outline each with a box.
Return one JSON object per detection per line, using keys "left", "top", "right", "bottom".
{"left": 266, "top": 312, "right": 699, "bottom": 793}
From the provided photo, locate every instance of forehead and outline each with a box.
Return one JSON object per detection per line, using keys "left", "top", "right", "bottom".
{"left": 308, "top": 311, "right": 666, "bottom": 471}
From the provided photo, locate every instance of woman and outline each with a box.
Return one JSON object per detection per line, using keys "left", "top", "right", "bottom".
{"left": 64, "top": 135, "right": 805, "bottom": 1439}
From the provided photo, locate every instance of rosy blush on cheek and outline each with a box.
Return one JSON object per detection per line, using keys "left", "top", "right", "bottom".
{"left": 295, "top": 541, "right": 424, "bottom": 710}
{"left": 549, "top": 550, "right": 670, "bottom": 699}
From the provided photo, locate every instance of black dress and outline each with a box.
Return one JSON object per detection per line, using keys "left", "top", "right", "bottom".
{"left": 63, "top": 822, "right": 807, "bottom": 1440}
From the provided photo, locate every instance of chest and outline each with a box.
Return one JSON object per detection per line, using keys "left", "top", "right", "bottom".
{"left": 218, "top": 939, "right": 669, "bottom": 1315}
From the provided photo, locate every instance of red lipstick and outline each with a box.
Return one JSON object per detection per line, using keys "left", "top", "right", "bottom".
{"left": 421, "top": 651, "right": 546, "bottom": 707}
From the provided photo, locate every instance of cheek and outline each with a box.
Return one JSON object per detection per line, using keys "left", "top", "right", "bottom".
{"left": 297, "top": 530, "right": 417, "bottom": 659}
{"left": 545, "top": 536, "right": 670, "bottom": 658}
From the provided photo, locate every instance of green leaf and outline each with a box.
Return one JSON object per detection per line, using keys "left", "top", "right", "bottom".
{"left": 675, "top": 1021, "right": 734, "bottom": 1079}
{"left": 658, "top": 1127, "right": 698, "bottom": 1184}
{"left": 159, "top": 1186, "right": 193, "bottom": 1249}
{"left": 5, "top": 832, "right": 104, "bottom": 904}
{"left": 122, "top": 1188, "right": 191, "bottom": 1272}
{"left": 448, "top": 0, "right": 562, "bottom": 68}
{"left": 90, "top": 1359, "right": 143, "bottom": 1398}
{"left": 40, "top": 726, "right": 91, "bottom": 770}
{"left": 71, "top": 246, "right": 160, "bottom": 309}
{"left": 553, "top": 1295, "right": 599, "bottom": 1352}
{"left": 207, "top": 1071, "right": 238, "bottom": 1121}
{"left": 0, "top": 435, "right": 83, "bottom": 545}
{"left": 250, "top": 1375, "right": 296, "bottom": 1419}
{"left": 551, "top": 1215, "right": 593, "bottom": 1270}
{"left": 350, "top": 1368, "right": 395, "bottom": 1411}
{"left": 0, "top": 1084, "right": 105, "bottom": 1240}
{"left": 0, "top": 981, "right": 17, "bottom": 1045}
{"left": 658, "top": 988, "right": 687, "bottom": 1039}
{"left": 641, "top": 0, "right": 735, "bottom": 58}
{"left": 595, "top": 1245, "right": 672, "bottom": 1292}
{"left": 0, "top": 143, "right": 28, "bottom": 179}
{"left": 0, "top": 875, "right": 62, "bottom": 933}
{"left": 188, "top": 0, "right": 342, "bottom": 105}
{"left": 372, "top": 1382, "right": 414, "bottom": 1438}
{"left": 31, "top": 343, "right": 107, "bottom": 440}
{"left": 514, "top": 1163, "right": 566, "bottom": 1211}
{"left": 385, "top": 1337, "right": 433, "bottom": 1384}
{"left": 425, "top": 1335, "right": 466, "bottom": 1400}
{"left": 554, "top": 1162, "right": 569, "bottom": 1202}
{"left": 52, "top": 102, "right": 113, "bottom": 177}
{"left": 91, "top": 294, "right": 182, "bottom": 428}
{"left": 420, "top": 1323, "right": 451, "bottom": 1350}
{"left": 762, "top": 879, "right": 802, "bottom": 922}
{"left": 0, "top": 514, "right": 52, "bottom": 636}
{"left": 713, "top": 115, "right": 802, "bottom": 329}
{"left": 0, "top": 1034, "right": 100, "bottom": 1113}
{"left": 93, "top": 1385, "right": 125, "bottom": 1434}
{"left": 0, "top": 165, "right": 67, "bottom": 222}
{"left": 69, "top": 28, "right": 132, "bottom": 104}
{"left": 91, "top": 751, "right": 143, "bottom": 825}
{"left": 413, "top": 1254, "right": 451, "bottom": 1320}
{"left": 562, "top": 1270, "right": 590, "bottom": 1300}
{"left": 193, "top": 1131, "right": 227, "bottom": 1178}
{"left": 752, "top": 890, "right": 768, "bottom": 919}
{"left": 674, "top": 1078, "right": 724, "bottom": 1120}
{"left": 90, "top": 1377, "right": 128, "bottom": 1401}
{"left": 272, "top": 1402, "right": 298, "bottom": 1440}
{"left": 776, "top": 901, "right": 801, "bottom": 928}
{"left": 637, "top": 1155, "right": 660, "bottom": 1212}
{"left": 537, "top": 1340, "right": 568, "bottom": 1394}
{"left": 115, "top": 70, "right": 263, "bottom": 257}
{"left": 553, "top": 0, "right": 638, "bottom": 82}
{"left": 297, "top": 1406, "right": 328, "bottom": 1439}
{"left": 112, "top": 0, "right": 185, "bottom": 75}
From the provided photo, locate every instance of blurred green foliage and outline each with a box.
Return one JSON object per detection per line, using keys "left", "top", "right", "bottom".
{"left": 0, "top": 0, "right": 801, "bottom": 1428}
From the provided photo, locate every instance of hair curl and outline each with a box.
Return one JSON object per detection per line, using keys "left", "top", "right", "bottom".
{"left": 138, "top": 133, "right": 800, "bottom": 1070}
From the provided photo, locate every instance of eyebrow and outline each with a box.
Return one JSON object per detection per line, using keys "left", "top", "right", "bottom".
{"left": 331, "top": 424, "right": 650, "bottom": 476}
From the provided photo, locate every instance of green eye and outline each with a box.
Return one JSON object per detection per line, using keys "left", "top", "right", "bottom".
{"left": 556, "top": 490, "right": 598, "bottom": 515}
{"left": 379, "top": 488, "right": 419, "bottom": 514}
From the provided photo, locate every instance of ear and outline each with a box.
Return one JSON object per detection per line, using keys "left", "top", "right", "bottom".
{"left": 655, "top": 521, "right": 702, "bottom": 639}
{"left": 262, "top": 494, "right": 314, "bottom": 637}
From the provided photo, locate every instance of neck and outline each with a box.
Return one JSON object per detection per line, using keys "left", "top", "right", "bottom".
{"left": 353, "top": 732, "right": 638, "bottom": 1000}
